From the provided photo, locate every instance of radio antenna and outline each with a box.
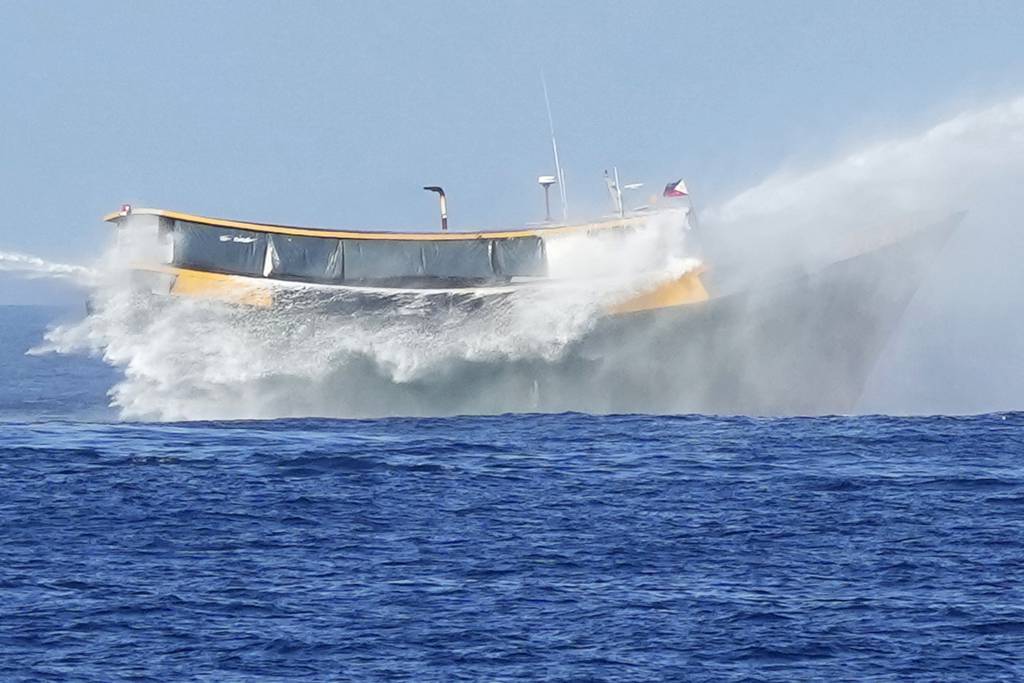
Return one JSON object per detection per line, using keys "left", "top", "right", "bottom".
{"left": 541, "top": 71, "right": 569, "bottom": 222}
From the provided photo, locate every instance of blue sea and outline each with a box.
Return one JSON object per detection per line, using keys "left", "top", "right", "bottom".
{"left": 2, "top": 305, "right": 1023, "bottom": 681}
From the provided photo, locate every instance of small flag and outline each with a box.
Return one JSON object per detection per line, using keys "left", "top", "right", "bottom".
{"left": 663, "top": 179, "right": 688, "bottom": 198}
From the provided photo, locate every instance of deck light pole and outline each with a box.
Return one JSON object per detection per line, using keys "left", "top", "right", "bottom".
{"left": 423, "top": 186, "right": 448, "bottom": 231}
{"left": 538, "top": 175, "right": 557, "bottom": 223}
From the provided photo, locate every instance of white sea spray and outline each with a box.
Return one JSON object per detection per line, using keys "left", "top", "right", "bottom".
{"left": 0, "top": 251, "right": 99, "bottom": 285}
{"left": 36, "top": 212, "right": 697, "bottom": 420}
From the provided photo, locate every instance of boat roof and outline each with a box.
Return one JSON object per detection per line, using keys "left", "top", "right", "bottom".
{"left": 103, "top": 207, "right": 649, "bottom": 242}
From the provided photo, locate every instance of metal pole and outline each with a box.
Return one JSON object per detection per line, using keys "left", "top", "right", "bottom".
{"left": 538, "top": 176, "right": 557, "bottom": 224}
{"left": 613, "top": 167, "right": 624, "bottom": 218}
{"left": 423, "top": 186, "right": 448, "bottom": 231}
{"left": 541, "top": 72, "right": 569, "bottom": 222}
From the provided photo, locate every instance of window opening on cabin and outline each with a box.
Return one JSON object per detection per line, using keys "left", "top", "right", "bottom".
{"left": 168, "top": 221, "right": 550, "bottom": 283}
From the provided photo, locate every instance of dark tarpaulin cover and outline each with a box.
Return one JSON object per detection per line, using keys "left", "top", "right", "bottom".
{"left": 269, "top": 234, "right": 344, "bottom": 282}
{"left": 342, "top": 240, "right": 426, "bottom": 281}
{"left": 492, "top": 236, "right": 547, "bottom": 277}
{"left": 172, "top": 222, "right": 268, "bottom": 276}
{"left": 171, "top": 220, "right": 551, "bottom": 283}
{"left": 421, "top": 240, "right": 494, "bottom": 280}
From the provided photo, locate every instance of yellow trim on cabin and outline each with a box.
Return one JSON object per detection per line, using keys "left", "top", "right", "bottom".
{"left": 104, "top": 207, "right": 651, "bottom": 241}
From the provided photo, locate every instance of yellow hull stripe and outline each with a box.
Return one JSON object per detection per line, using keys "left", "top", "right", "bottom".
{"left": 610, "top": 268, "right": 709, "bottom": 314}
{"left": 141, "top": 265, "right": 708, "bottom": 315}
{"left": 164, "top": 267, "right": 274, "bottom": 308}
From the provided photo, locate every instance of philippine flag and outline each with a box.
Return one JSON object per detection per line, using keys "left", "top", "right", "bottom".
{"left": 663, "top": 179, "right": 689, "bottom": 198}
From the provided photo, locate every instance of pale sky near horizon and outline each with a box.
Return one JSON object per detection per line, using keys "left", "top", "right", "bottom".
{"left": 1, "top": 0, "right": 1023, "bottom": 305}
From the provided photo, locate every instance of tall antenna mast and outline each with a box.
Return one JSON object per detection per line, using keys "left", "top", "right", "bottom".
{"left": 541, "top": 71, "right": 569, "bottom": 223}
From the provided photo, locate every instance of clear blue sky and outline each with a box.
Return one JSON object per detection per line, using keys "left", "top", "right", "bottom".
{"left": 1, "top": 0, "right": 1023, "bottom": 304}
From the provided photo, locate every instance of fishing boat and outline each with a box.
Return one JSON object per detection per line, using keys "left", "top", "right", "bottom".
{"left": 100, "top": 180, "right": 960, "bottom": 416}
{"left": 102, "top": 200, "right": 709, "bottom": 316}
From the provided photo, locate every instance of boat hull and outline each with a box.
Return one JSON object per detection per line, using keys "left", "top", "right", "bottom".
{"left": 109, "top": 212, "right": 958, "bottom": 417}
{"left": 277, "top": 214, "right": 957, "bottom": 417}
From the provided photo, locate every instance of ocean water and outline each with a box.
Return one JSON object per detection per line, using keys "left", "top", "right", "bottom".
{"left": 2, "top": 305, "right": 1023, "bottom": 681}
